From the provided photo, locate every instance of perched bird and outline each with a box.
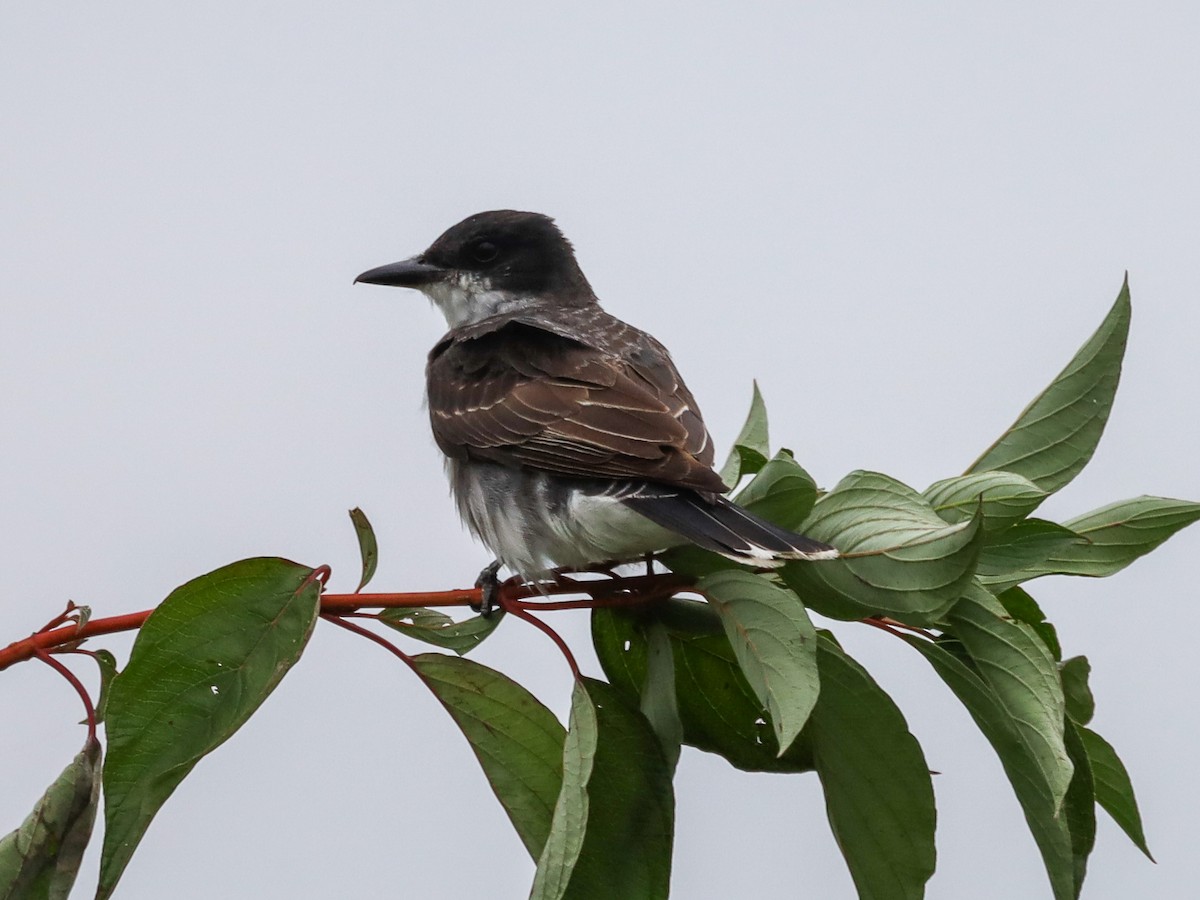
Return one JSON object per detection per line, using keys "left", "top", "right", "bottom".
{"left": 356, "top": 211, "right": 836, "bottom": 599}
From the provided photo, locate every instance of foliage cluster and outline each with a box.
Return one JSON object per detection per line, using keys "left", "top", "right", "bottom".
{"left": 3, "top": 280, "right": 1196, "bottom": 899}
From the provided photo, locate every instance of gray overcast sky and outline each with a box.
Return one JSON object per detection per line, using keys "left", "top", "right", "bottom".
{"left": 2, "top": 2, "right": 1198, "bottom": 898}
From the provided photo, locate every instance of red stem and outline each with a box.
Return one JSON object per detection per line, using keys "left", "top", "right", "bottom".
{"left": 35, "top": 649, "right": 97, "bottom": 743}
{"left": 320, "top": 613, "right": 416, "bottom": 666}
{"left": 1, "top": 610, "right": 156, "bottom": 672}
{"left": 502, "top": 601, "right": 582, "bottom": 680}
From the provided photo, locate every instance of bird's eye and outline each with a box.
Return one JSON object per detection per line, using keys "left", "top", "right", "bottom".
{"left": 471, "top": 240, "right": 499, "bottom": 263}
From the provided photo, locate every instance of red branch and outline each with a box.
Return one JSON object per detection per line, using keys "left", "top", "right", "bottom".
{"left": 0, "top": 572, "right": 696, "bottom": 672}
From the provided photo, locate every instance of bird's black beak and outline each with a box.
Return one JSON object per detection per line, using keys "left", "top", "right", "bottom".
{"left": 354, "top": 257, "right": 447, "bottom": 288}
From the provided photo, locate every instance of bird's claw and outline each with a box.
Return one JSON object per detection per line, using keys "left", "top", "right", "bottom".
{"left": 473, "top": 560, "right": 503, "bottom": 617}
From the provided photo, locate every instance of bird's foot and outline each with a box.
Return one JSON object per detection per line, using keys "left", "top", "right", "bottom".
{"left": 473, "top": 560, "right": 503, "bottom": 617}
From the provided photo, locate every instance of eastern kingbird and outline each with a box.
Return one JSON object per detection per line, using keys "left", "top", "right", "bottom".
{"left": 356, "top": 210, "right": 837, "bottom": 590}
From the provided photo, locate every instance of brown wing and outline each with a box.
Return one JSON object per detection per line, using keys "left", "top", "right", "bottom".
{"left": 426, "top": 320, "right": 725, "bottom": 493}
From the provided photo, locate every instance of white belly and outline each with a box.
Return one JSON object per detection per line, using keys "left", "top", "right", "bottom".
{"left": 446, "top": 459, "right": 679, "bottom": 579}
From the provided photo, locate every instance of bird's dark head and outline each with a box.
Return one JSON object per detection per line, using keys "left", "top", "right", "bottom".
{"left": 355, "top": 210, "right": 594, "bottom": 328}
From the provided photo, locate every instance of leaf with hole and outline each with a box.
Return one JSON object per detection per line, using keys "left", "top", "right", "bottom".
{"left": 379, "top": 607, "right": 504, "bottom": 655}
{"left": 592, "top": 603, "right": 815, "bottom": 773}
{"left": 97, "top": 558, "right": 321, "bottom": 899}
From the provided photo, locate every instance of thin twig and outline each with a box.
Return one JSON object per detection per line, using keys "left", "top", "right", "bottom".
{"left": 35, "top": 649, "right": 97, "bottom": 743}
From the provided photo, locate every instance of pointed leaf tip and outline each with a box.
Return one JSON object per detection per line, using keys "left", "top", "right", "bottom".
{"left": 966, "top": 280, "right": 1131, "bottom": 494}
{"left": 348, "top": 507, "right": 379, "bottom": 593}
{"left": 720, "top": 381, "right": 770, "bottom": 487}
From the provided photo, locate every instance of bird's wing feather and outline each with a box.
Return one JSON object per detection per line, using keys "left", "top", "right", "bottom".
{"left": 427, "top": 320, "right": 724, "bottom": 492}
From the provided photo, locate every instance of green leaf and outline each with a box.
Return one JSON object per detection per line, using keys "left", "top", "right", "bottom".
{"left": 90, "top": 650, "right": 119, "bottom": 725}
{"left": 379, "top": 607, "right": 504, "bottom": 655}
{"left": 698, "top": 570, "right": 819, "bottom": 753}
{"left": 592, "top": 602, "right": 815, "bottom": 773}
{"left": 948, "top": 587, "right": 1073, "bottom": 813}
{"left": 1059, "top": 657, "right": 1095, "bottom": 726}
{"left": 966, "top": 279, "right": 1131, "bottom": 493}
{"left": 719, "top": 381, "right": 770, "bottom": 486}
{"left": 924, "top": 470, "right": 1048, "bottom": 532}
{"left": 975, "top": 519, "right": 1085, "bottom": 582}
{"left": 348, "top": 507, "right": 379, "bottom": 593}
{"left": 530, "top": 678, "right": 674, "bottom": 900}
{"left": 733, "top": 449, "right": 818, "bottom": 530}
{"left": 902, "top": 636, "right": 1081, "bottom": 900}
{"left": 1023, "top": 496, "right": 1200, "bottom": 580}
{"left": 0, "top": 737, "right": 101, "bottom": 900}
{"left": 781, "top": 470, "right": 984, "bottom": 625}
{"left": 98, "top": 558, "right": 321, "bottom": 899}
{"left": 1077, "top": 726, "right": 1153, "bottom": 860}
{"left": 410, "top": 654, "right": 565, "bottom": 859}
{"left": 640, "top": 621, "right": 683, "bottom": 773}
{"left": 996, "top": 586, "right": 1061, "bottom": 660}
{"left": 1062, "top": 720, "right": 1097, "bottom": 894}
{"left": 810, "top": 636, "right": 936, "bottom": 900}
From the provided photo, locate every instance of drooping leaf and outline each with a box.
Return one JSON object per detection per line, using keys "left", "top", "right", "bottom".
{"left": 698, "top": 570, "right": 819, "bottom": 753}
{"left": 98, "top": 558, "right": 321, "bottom": 899}
{"left": 592, "top": 602, "right": 814, "bottom": 773}
{"left": 640, "top": 621, "right": 683, "bottom": 773}
{"left": 1062, "top": 720, "right": 1097, "bottom": 894}
{"left": 781, "top": 470, "right": 984, "bottom": 625}
{"left": 0, "top": 737, "right": 101, "bottom": 900}
{"left": 903, "top": 636, "right": 1080, "bottom": 900}
{"left": 530, "top": 682, "right": 595, "bottom": 900}
{"left": 1012, "top": 496, "right": 1200, "bottom": 581}
{"left": 719, "top": 381, "right": 770, "bottom": 487}
{"left": 924, "top": 470, "right": 1048, "bottom": 532}
{"left": 1059, "top": 657, "right": 1095, "bottom": 726}
{"left": 410, "top": 654, "right": 564, "bottom": 859}
{"left": 530, "top": 678, "right": 673, "bottom": 900}
{"left": 947, "top": 587, "right": 1073, "bottom": 813}
{"left": 379, "top": 607, "right": 504, "bottom": 655}
{"left": 810, "top": 636, "right": 936, "bottom": 900}
{"left": 348, "top": 507, "right": 379, "bottom": 593}
{"left": 1077, "top": 726, "right": 1153, "bottom": 860}
{"left": 733, "top": 449, "right": 819, "bottom": 530}
{"left": 966, "top": 280, "right": 1131, "bottom": 493}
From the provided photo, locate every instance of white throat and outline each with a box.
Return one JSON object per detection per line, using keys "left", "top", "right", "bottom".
{"left": 420, "top": 272, "right": 537, "bottom": 329}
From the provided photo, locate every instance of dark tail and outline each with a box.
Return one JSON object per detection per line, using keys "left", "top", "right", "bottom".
{"left": 622, "top": 490, "right": 837, "bottom": 566}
